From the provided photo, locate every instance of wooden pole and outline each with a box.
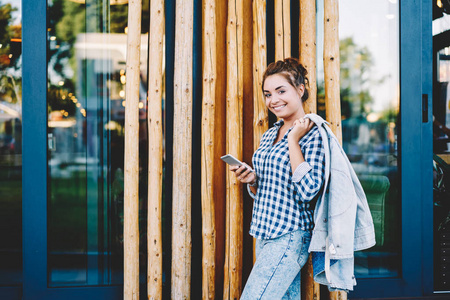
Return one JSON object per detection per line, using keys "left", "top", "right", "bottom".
{"left": 324, "top": 0, "right": 342, "bottom": 144}
{"left": 147, "top": 0, "right": 164, "bottom": 298}
{"left": 201, "top": 0, "right": 216, "bottom": 297}
{"left": 299, "top": 0, "right": 317, "bottom": 115}
{"left": 172, "top": 0, "right": 194, "bottom": 298}
{"left": 299, "top": 0, "right": 320, "bottom": 298}
{"left": 301, "top": 258, "right": 320, "bottom": 300}
{"left": 213, "top": 0, "right": 228, "bottom": 298}
{"left": 201, "top": 0, "right": 227, "bottom": 298}
{"left": 324, "top": 0, "right": 345, "bottom": 299}
{"left": 223, "top": 0, "right": 244, "bottom": 298}
{"left": 252, "top": 0, "right": 267, "bottom": 264}
{"left": 275, "top": 0, "right": 291, "bottom": 60}
{"left": 242, "top": 0, "right": 254, "bottom": 284}
{"left": 201, "top": 0, "right": 223, "bottom": 297}
{"left": 124, "top": 0, "right": 141, "bottom": 299}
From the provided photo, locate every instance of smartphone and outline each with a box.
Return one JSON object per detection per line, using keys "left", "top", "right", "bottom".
{"left": 221, "top": 154, "right": 254, "bottom": 172}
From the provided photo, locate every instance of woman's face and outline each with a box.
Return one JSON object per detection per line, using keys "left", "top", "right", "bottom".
{"left": 263, "top": 74, "right": 304, "bottom": 121}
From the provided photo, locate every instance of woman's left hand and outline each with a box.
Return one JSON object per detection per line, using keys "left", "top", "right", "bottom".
{"left": 289, "top": 118, "right": 314, "bottom": 142}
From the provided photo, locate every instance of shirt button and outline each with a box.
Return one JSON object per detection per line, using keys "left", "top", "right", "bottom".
{"left": 322, "top": 246, "right": 326, "bottom": 250}
{"left": 323, "top": 218, "right": 327, "bottom": 223}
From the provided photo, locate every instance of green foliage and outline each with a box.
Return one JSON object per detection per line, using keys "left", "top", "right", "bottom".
{"left": 0, "top": 3, "right": 18, "bottom": 70}
{"left": 340, "top": 37, "right": 375, "bottom": 117}
{"left": 0, "top": 3, "right": 16, "bottom": 46}
{"left": 54, "top": 1, "right": 86, "bottom": 45}
{"left": 110, "top": 4, "right": 128, "bottom": 33}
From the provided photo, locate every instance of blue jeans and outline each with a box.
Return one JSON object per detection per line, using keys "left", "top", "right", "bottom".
{"left": 240, "top": 229, "right": 312, "bottom": 300}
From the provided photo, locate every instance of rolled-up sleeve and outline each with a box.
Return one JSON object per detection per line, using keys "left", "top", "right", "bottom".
{"left": 247, "top": 184, "right": 257, "bottom": 199}
{"left": 293, "top": 130, "right": 325, "bottom": 202}
{"left": 292, "top": 161, "right": 313, "bottom": 182}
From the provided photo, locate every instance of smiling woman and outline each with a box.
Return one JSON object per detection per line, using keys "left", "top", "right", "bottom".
{"left": 230, "top": 58, "right": 326, "bottom": 299}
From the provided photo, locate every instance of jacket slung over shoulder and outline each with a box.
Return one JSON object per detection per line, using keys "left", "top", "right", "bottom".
{"left": 305, "top": 113, "right": 376, "bottom": 292}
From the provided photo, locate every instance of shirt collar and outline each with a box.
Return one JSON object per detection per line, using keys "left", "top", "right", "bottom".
{"left": 274, "top": 119, "right": 284, "bottom": 128}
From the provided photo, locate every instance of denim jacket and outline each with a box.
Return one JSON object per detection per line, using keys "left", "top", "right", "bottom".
{"left": 306, "top": 114, "right": 376, "bottom": 291}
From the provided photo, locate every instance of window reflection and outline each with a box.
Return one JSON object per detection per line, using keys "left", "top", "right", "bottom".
{"left": 317, "top": 0, "right": 400, "bottom": 278}
{"left": 0, "top": 0, "right": 22, "bottom": 286}
{"left": 433, "top": 11, "right": 450, "bottom": 290}
{"left": 47, "top": 0, "right": 150, "bottom": 286}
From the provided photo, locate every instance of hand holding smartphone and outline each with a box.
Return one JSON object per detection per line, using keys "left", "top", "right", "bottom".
{"left": 220, "top": 154, "right": 254, "bottom": 172}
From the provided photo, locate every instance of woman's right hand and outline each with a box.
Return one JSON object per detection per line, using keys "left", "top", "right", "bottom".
{"left": 230, "top": 163, "right": 256, "bottom": 185}
{"left": 289, "top": 118, "right": 314, "bottom": 143}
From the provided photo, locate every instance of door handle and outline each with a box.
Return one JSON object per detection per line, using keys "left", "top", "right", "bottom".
{"left": 422, "top": 94, "right": 428, "bottom": 123}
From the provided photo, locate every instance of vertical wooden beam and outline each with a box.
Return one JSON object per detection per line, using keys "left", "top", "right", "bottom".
{"left": 201, "top": 0, "right": 216, "bottom": 297}
{"left": 252, "top": 0, "right": 267, "bottom": 150}
{"left": 300, "top": 1, "right": 320, "bottom": 298}
{"left": 282, "top": 0, "right": 291, "bottom": 58}
{"left": 324, "top": 0, "right": 342, "bottom": 144}
{"left": 124, "top": 0, "right": 141, "bottom": 299}
{"left": 214, "top": 0, "right": 228, "bottom": 298}
{"left": 252, "top": 0, "right": 267, "bottom": 265}
{"left": 324, "top": 0, "right": 345, "bottom": 298}
{"left": 299, "top": 0, "right": 317, "bottom": 115}
{"left": 147, "top": 0, "right": 165, "bottom": 298}
{"left": 223, "top": 0, "right": 244, "bottom": 298}
{"left": 172, "top": 0, "right": 194, "bottom": 298}
{"left": 301, "top": 258, "right": 320, "bottom": 300}
{"left": 242, "top": 0, "right": 254, "bottom": 281}
{"left": 275, "top": 0, "right": 291, "bottom": 60}
{"left": 201, "top": 0, "right": 226, "bottom": 297}
{"left": 251, "top": 0, "right": 266, "bottom": 206}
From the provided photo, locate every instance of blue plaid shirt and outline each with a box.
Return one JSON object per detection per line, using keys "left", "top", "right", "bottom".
{"left": 249, "top": 120, "right": 325, "bottom": 239}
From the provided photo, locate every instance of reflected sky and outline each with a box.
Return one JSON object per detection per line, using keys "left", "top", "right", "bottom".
{"left": 316, "top": 0, "right": 399, "bottom": 114}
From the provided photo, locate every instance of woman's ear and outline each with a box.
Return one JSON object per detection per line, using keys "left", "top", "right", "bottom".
{"left": 297, "top": 84, "right": 305, "bottom": 99}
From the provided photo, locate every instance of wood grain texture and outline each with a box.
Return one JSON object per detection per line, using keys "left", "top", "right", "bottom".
{"left": 213, "top": 0, "right": 228, "bottom": 298}
{"left": 301, "top": 256, "right": 320, "bottom": 300}
{"left": 201, "top": 0, "right": 217, "bottom": 297}
{"left": 124, "top": 0, "right": 142, "bottom": 299}
{"left": 299, "top": 0, "right": 320, "bottom": 296}
{"left": 325, "top": 0, "right": 345, "bottom": 297}
{"left": 252, "top": 0, "right": 267, "bottom": 264}
{"left": 274, "top": 0, "right": 290, "bottom": 60}
{"left": 172, "top": 0, "right": 194, "bottom": 298}
{"left": 200, "top": 0, "right": 227, "bottom": 297}
{"left": 223, "top": 0, "right": 244, "bottom": 298}
{"left": 252, "top": 0, "right": 268, "bottom": 160}
{"left": 324, "top": 0, "right": 342, "bottom": 144}
{"left": 299, "top": 0, "right": 317, "bottom": 114}
{"left": 147, "top": 0, "right": 165, "bottom": 298}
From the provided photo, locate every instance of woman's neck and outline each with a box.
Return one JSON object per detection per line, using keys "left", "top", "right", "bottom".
{"left": 282, "top": 111, "right": 306, "bottom": 128}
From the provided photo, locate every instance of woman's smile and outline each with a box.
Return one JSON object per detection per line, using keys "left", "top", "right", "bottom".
{"left": 272, "top": 104, "right": 287, "bottom": 111}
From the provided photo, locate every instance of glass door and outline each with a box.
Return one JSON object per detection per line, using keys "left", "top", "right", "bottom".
{"left": 348, "top": 0, "right": 433, "bottom": 297}
{"left": 315, "top": 0, "right": 433, "bottom": 297}
{"left": 432, "top": 2, "right": 450, "bottom": 294}
{"left": 22, "top": 0, "right": 150, "bottom": 298}
{"left": 0, "top": 0, "right": 22, "bottom": 299}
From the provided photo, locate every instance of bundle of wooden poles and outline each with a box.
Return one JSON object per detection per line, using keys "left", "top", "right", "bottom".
{"left": 123, "top": 0, "right": 344, "bottom": 299}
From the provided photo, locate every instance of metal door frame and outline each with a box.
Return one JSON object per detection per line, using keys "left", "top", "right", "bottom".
{"left": 351, "top": 0, "right": 434, "bottom": 297}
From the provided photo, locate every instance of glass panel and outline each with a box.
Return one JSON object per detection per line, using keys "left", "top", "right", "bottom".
{"left": 317, "top": 0, "right": 400, "bottom": 278}
{"left": 433, "top": 9, "right": 450, "bottom": 292}
{"left": 0, "top": 0, "right": 22, "bottom": 286}
{"left": 47, "top": 0, "right": 149, "bottom": 286}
